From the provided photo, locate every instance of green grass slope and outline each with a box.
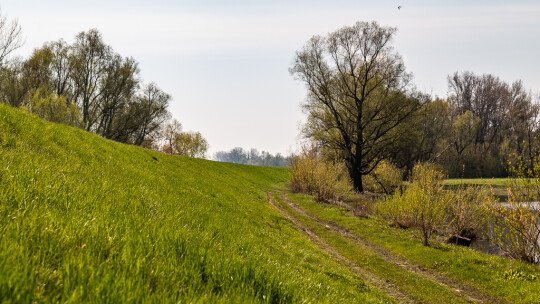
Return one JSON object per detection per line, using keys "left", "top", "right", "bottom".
{"left": 0, "top": 104, "right": 389, "bottom": 303}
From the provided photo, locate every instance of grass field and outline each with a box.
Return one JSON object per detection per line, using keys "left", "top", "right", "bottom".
{"left": 2, "top": 103, "right": 540, "bottom": 303}
{"left": 0, "top": 104, "right": 389, "bottom": 303}
{"left": 444, "top": 178, "right": 511, "bottom": 200}
{"left": 444, "top": 178, "right": 510, "bottom": 187}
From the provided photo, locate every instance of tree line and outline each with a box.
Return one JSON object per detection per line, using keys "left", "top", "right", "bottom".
{"left": 291, "top": 21, "right": 539, "bottom": 192}
{"left": 214, "top": 147, "right": 291, "bottom": 167}
{"left": 0, "top": 12, "right": 208, "bottom": 157}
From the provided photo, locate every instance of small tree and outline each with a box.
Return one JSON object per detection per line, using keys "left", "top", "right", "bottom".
{"left": 408, "top": 163, "right": 452, "bottom": 246}
{"left": 379, "top": 163, "right": 451, "bottom": 245}
{"left": 173, "top": 131, "right": 209, "bottom": 159}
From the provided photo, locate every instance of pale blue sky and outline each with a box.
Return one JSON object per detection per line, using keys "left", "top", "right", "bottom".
{"left": 2, "top": 1, "right": 539, "bottom": 156}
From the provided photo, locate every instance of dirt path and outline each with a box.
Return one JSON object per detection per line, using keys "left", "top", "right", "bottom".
{"left": 266, "top": 192, "right": 417, "bottom": 304}
{"left": 267, "top": 191, "right": 507, "bottom": 304}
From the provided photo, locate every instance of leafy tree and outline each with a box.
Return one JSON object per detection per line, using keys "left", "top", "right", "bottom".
{"left": 172, "top": 131, "right": 209, "bottom": 158}
{"left": 0, "top": 60, "right": 26, "bottom": 107}
{"left": 0, "top": 27, "right": 175, "bottom": 147}
{"left": 452, "top": 110, "right": 480, "bottom": 165}
{"left": 391, "top": 98, "right": 452, "bottom": 174}
{"left": 23, "top": 86, "right": 81, "bottom": 127}
{"left": 447, "top": 72, "right": 538, "bottom": 177}
{"left": 291, "top": 21, "right": 422, "bottom": 192}
{"left": 95, "top": 56, "right": 140, "bottom": 139}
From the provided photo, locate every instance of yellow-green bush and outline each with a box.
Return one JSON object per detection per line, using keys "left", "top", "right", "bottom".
{"left": 290, "top": 146, "right": 352, "bottom": 203}
{"left": 485, "top": 157, "right": 540, "bottom": 263}
{"left": 363, "top": 160, "right": 403, "bottom": 194}
{"left": 377, "top": 163, "right": 452, "bottom": 245}
{"left": 446, "top": 184, "right": 490, "bottom": 240}
{"left": 23, "top": 87, "right": 81, "bottom": 127}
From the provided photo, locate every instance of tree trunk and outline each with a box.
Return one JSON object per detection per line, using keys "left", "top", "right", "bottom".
{"left": 347, "top": 160, "right": 364, "bottom": 193}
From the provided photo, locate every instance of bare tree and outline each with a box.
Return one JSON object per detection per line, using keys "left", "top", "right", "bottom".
{"left": 290, "top": 21, "right": 422, "bottom": 192}
{"left": 448, "top": 72, "right": 539, "bottom": 170}
{"left": 0, "top": 10, "right": 23, "bottom": 65}
{"left": 162, "top": 119, "right": 183, "bottom": 153}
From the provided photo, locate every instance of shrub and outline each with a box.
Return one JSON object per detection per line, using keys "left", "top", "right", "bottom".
{"left": 290, "top": 145, "right": 352, "bottom": 203}
{"left": 363, "top": 160, "right": 403, "bottom": 194}
{"left": 408, "top": 163, "right": 453, "bottom": 245}
{"left": 377, "top": 163, "right": 451, "bottom": 245}
{"left": 23, "top": 87, "right": 81, "bottom": 127}
{"left": 485, "top": 157, "right": 540, "bottom": 263}
{"left": 376, "top": 189, "right": 415, "bottom": 228}
{"left": 446, "top": 184, "right": 490, "bottom": 241}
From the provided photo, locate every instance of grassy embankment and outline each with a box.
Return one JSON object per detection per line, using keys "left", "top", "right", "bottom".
{"left": 0, "top": 103, "right": 390, "bottom": 303}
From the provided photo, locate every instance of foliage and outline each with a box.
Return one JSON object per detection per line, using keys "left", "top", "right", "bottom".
{"left": 378, "top": 163, "right": 451, "bottom": 245}
{"left": 445, "top": 184, "right": 490, "bottom": 240}
{"left": 390, "top": 98, "right": 452, "bottom": 173}
{"left": 0, "top": 104, "right": 386, "bottom": 303}
{"left": 363, "top": 160, "right": 403, "bottom": 194}
{"left": 377, "top": 192, "right": 415, "bottom": 229}
{"left": 444, "top": 72, "right": 539, "bottom": 178}
{"left": 172, "top": 131, "right": 209, "bottom": 158}
{"left": 485, "top": 156, "right": 540, "bottom": 263}
{"left": 160, "top": 120, "right": 209, "bottom": 158}
{"left": 407, "top": 163, "right": 453, "bottom": 245}
{"left": 0, "top": 28, "right": 173, "bottom": 147}
{"left": 290, "top": 145, "right": 352, "bottom": 203}
{"left": 214, "top": 147, "right": 291, "bottom": 167}
{"left": 23, "top": 86, "right": 81, "bottom": 127}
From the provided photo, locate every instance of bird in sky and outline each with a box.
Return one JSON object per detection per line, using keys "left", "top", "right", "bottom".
{"left": 398, "top": 5, "right": 402, "bottom": 10}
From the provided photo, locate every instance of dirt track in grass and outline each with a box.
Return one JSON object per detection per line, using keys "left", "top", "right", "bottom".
{"left": 267, "top": 191, "right": 508, "bottom": 304}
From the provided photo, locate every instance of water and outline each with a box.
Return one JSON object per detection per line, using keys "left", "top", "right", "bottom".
{"left": 468, "top": 206, "right": 540, "bottom": 262}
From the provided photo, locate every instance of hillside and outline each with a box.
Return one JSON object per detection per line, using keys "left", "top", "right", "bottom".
{"left": 0, "top": 104, "right": 388, "bottom": 303}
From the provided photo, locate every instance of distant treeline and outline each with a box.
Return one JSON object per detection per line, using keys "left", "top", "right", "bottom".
{"left": 391, "top": 71, "right": 539, "bottom": 178}
{"left": 214, "top": 147, "right": 291, "bottom": 167}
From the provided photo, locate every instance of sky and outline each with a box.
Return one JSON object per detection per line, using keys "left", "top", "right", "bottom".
{"left": 2, "top": 0, "right": 539, "bottom": 156}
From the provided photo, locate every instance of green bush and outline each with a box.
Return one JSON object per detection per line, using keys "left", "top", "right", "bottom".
{"left": 376, "top": 190, "right": 415, "bottom": 228}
